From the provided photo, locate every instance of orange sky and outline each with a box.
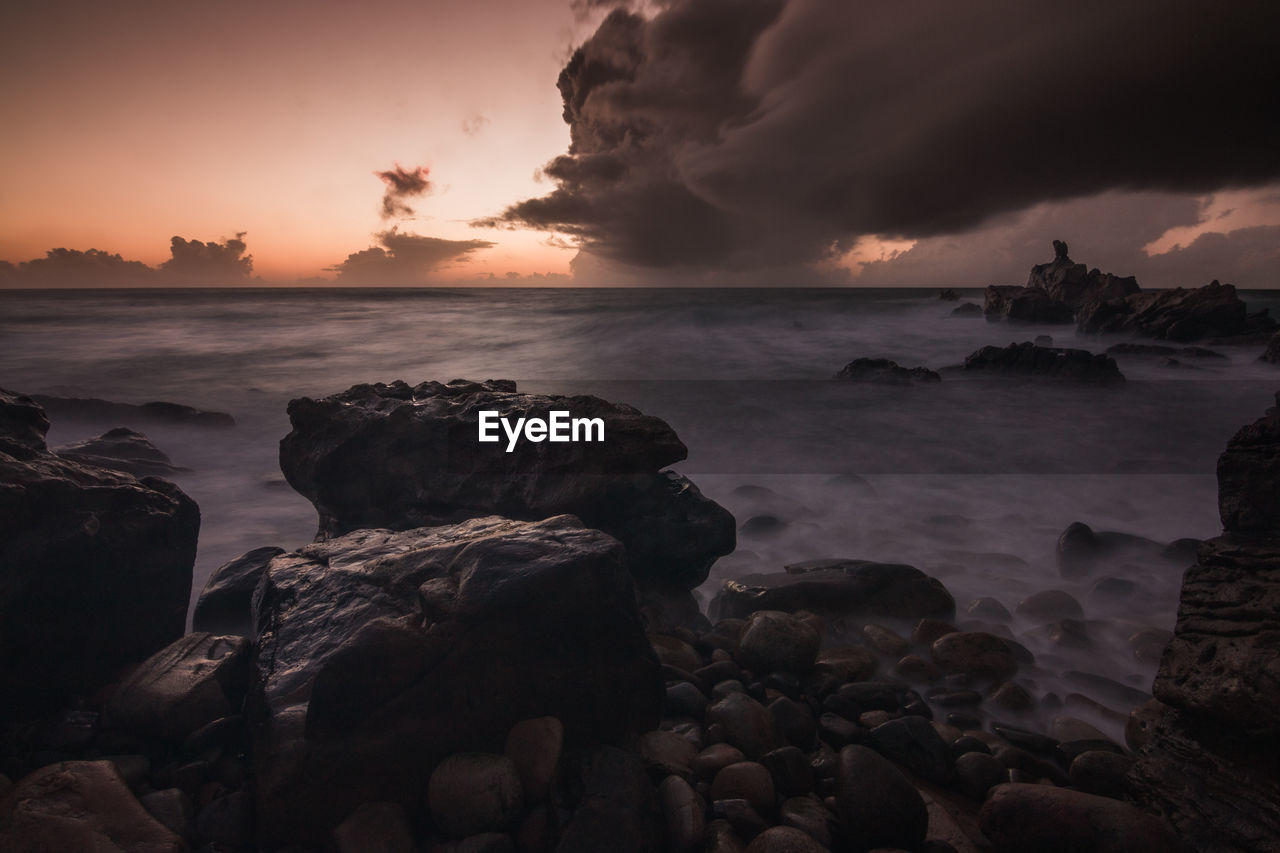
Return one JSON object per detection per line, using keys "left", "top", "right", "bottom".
{"left": 0, "top": 0, "right": 588, "bottom": 281}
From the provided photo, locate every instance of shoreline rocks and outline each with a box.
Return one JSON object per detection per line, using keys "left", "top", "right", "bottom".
{"left": 1078, "top": 279, "right": 1276, "bottom": 341}
{"left": 834, "top": 358, "right": 941, "bottom": 384}
{"left": 279, "top": 379, "right": 734, "bottom": 589}
{"left": 53, "top": 427, "right": 186, "bottom": 477}
{"left": 960, "top": 342, "right": 1125, "bottom": 382}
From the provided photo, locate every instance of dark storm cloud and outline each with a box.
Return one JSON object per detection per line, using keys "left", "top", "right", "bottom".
{"left": 328, "top": 230, "right": 494, "bottom": 283}
{"left": 161, "top": 233, "right": 253, "bottom": 283}
{"left": 3, "top": 248, "right": 157, "bottom": 287}
{"left": 376, "top": 164, "right": 432, "bottom": 219}
{"left": 487, "top": 0, "right": 1280, "bottom": 271}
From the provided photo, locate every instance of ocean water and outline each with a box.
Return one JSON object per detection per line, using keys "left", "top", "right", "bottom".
{"left": 4, "top": 286, "right": 1278, "bottom": 740}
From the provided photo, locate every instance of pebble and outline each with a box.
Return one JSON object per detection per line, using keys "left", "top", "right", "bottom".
{"left": 711, "top": 762, "right": 776, "bottom": 814}
{"left": 428, "top": 753, "right": 524, "bottom": 838}
{"left": 707, "top": 692, "right": 785, "bottom": 759}
{"left": 867, "top": 716, "right": 950, "bottom": 783}
{"left": 1015, "top": 590, "right": 1084, "bottom": 622}
{"left": 744, "top": 826, "right": 830, "bottom": 852}
{"left": 931, "top": 632, "right": 1019, "bottom": 679}
{"left": 737, "top": 611, "right": 820, "bottom": 675}
{"left": 835, "top": 745, "right": 928, "bottom": 851}
{"left": 659, "top": 775, "right": 706, "bottom": 853}
{"left": 504, "top": 716, "right": 563, "bottom": 805}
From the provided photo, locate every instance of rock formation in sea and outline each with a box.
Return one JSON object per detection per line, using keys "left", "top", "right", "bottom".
{"left": 0, "top": 388, "right": 199, "bottom": 721}
{"left": 1078, "top": 279, "right": 1277, "bottom": 342}
{"left": 53, "top": 426, "right": 186, "bottom": 477}
{"left": 279, "top": 379, "right": 735, "bottom": 589}
{"left": 834, "top": 358, "right": 941, "bottom": 384}
{"left": 1127, "top": 395, "right": 1280, "bottom": 852}
{"left": 960, "top": 342, "right": 1125, "bottom": 382}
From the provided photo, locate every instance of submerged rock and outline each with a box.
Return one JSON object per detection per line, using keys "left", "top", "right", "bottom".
{"left": 961, "top": 342, "right": 1124, "bottom": 382}
{"left": 1055, "top": 521, "right": 1170, "bottom": 576}
{"left": 248, "top": 514, "right": 661, "bottom": 847}
{"left": 950, "top": 301, "right": 984, "bottom": 318}
{"left": 52, "top": 427, "right": 184, "bottom": 476}
{"left": 1078, "top": 280, "right": 1275, "bottom": 342}
{"left": 31, "top": 394, "right": 235, "bottom": 427}
{"left": 279, "top": 379, "right": 734, "bottom": 589}
{"left": 834, "top": 358, "right": 941, "bottom": 384}
{"left": 0, "top": 389, "right": 199, "bottom": 720}
{"left": 711, "top": 558, "right": 954, "bottom": 622}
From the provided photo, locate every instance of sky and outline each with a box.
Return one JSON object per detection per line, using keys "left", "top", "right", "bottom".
{"left": 2, "top": 0, "right": 1278, "bottom": 287}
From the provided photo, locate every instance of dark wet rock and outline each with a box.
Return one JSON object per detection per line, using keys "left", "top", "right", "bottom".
{"left": 966, "top": 597, "right": 1010, "bottom": 622}
{"left": 835, "top": 358, "right": 941, "bottom": 384}
{"left": 987, "top": 681, "right": 1036, "bottom": 713}
{"left": 0, "top": 760, "right": 186, "bottom": 851}
{"left": 1261, "top": 331, "right": 1280, "bottom": 364}
{"left": 828, "top": 682, "right": 904, "bottom": 718}
{"left": 912, "top": 618, "right": 959, "bottom": 646}
{"left": 658, "top": 775, "right": 705, "bottom": 853}
{"left": 741, "top": 514, "right": 788, "bottom": 536}
{"left": 1055, "top": 521, "right": 1168, "bottom": 576}
{"left": 1014, "top": 589, "right": 1083, "bottom": 623}
{"left": 1124, "top": 699, "right": 1166, "bottom": 752}
{"left": 713, "top": 559, "right": 954, "bottom": 622}
{"left": 651, "top": 635, "right": 703, "bottom": 674}
{"left": 1035, "top": 334, "right": 1055, "bottom": 346}
{"left": 931, "top": 632, "right": 1019, "bottom": 679}
{"left": 640, "top": 731, "right": 698, "bottom": 781}
{"left": 1218, "top": 392, "right": 1280, "bottom": 534}
{"left": 504, "top": 716, "right": 562, "bottom": 805}
{"left": 1069, "top": 750, "right": 1133, "bottom": 800}
{"left": 950, "top": 302, "right": 984, "bottom": 318}
{"left": 248, "top": 515, "right": 660, "bottom": 848}
{"left": 939, "top": 289, "right": 961, "bottom": 301}
{"left": 1028, "top": 241, "right": 1141, "bottom": 309}
{"left": 867, "top": 716, "right": 949, "bottom": 782}
{"left": 53, "top": 427, "right": 185, "bottom": 476}
{"left": 334, "top": 802, "right": 416, "bottom": 853}
{"left": 705, "top": 818, "right": 749, "bottom": 853}
{"left": 1080, "top": 279, "right": 1277, "bottom": 341}
{"left": 954, "top": 751, "right": 1005, "bottom": 801}
{"left": 710, "top": 762, "right": 775, "bottom": 814}
{"left": 195, "top": 790, "right": 253, "bottom": 847}
{"left": 777, "top": 797, "right": 835, "bottom": 847}
{"left": 759, "top": 746, "right": 812, "bottom": 799}
{"left": 559, "top": 746, "right": 662, "bottom": 853}
{"left": 1127, "top": 626, "right": 1173, "bottom": 664}
{"left": 817, "top": 713, "right": 861, "bottom": 749}
{"left": 893, "top": 654, "right": 941, "bottom": 682}
{"left": 736, "top": 611, "right": 820, "bottom": 675}
{"left": 927, "top": 687, "right": 983, "bottom": 707}
{"left": 863, "top": 623, "right": 911, "bottom": 656}
{"left": 667, "top": 682, "right": 709, "bottom": 720}
{"left": 707, "top": 693, "right": 784, "bottom": 760}
{"left": 139, "top": 787, "right": 194, "bottom": 841}
{"left": 1062, "top": 671, "right": 1151, "bottom": 708}
{"left": 983, "top": 286, "right": 1075, "bottom": 324}
{"left": 991, "top": 725, "right": 1057, "bottom": 755}
{"left": 744, "top": 826, "right": 828, "bottom": 853}
{"left": 809, "top": 646, "right": 879, "bottom": 688}
{"left": 1088, "top": 576, "right": 1138, "bottom": 599}
{"left": 835, "top": 745, "right": 928, "bottom": 850}
{"left": 105, "top": 632, "right": 250, "bottom": 742}
{"left": 961, "top": 342, "right": 1124, "bottom": 381}
{"left": 30, "top": 394, "right": 235, "bottom": 427}
{"left": 1026, "top": 618, "right": 1092, "bottom": 648}
{"left": 192, "top": 545, "right": 283, "bottom": 637}
{"left": 279, "top": 379, "right": 734, "bottom": 588}
{"left": 693, "top": 744, "right": 747, "bottom": 781}
{"left": 768, "top": 697, "right": 816, "bottom": 750}
{"left": 980, "top": 783, "right": 1185, "bottom": 853}
{"left": 0, "top": 390, "right": 199, "bottom": 719}
{"left": 429, "top": 754, "right": 523, "bottom": 838}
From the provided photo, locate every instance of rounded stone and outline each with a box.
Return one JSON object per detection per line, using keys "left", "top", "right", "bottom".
{"left": 954, "top": 751, "right": 1006, "bottom": 801}
{"left": 504, "top": 716, "right": 563, "bottom": 805}
{"left": 428, "top": 753, "right": 524, "bottom": 839}
{"left": 711, "top": 762, "right": 776, "bottom": 814}
{"left": 931, "top": 632, "right": 1018, "bottom": 679}
{"left": 1015, "top": 590, "right": 1084, "bottom": 623}
{"left": 835, "top": 745, "right": 928, "bottom": 850}
{"left": 658, "top": 775, "right": 705, "bottom": 853}
{"left": 737, "top": 611, "right": 820, "bottom": 675}
{"left": 745, "top": 825, "right": 830, "bottom": 852}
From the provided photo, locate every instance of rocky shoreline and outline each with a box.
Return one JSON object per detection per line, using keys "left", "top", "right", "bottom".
{"left": 2, "top": 357, "right": 1279, "bottom": 850}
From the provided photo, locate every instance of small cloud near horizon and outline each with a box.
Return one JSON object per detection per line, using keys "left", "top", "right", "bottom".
{"left": 327, "top": 229, "right": 495, "bottom": 284}
{"left": 375, "top": 164, "right": 432, "bottom": 219}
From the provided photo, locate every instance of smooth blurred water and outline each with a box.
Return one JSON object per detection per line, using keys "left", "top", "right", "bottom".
{"left": 3, "top": 286, "right": 1278, "bottom": 740}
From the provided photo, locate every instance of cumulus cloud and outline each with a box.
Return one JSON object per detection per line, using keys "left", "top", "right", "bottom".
{"left": 376, "top": 164, "right": 432, "bottom": 219}
{"left": 328, "top": 230, "right": 495, "bottom": 283}
{"left": 160, "top": 233, "right": 253, "bottom": 283}
{"left": 486, "top": 0, "right": 1280, "bottom": 275}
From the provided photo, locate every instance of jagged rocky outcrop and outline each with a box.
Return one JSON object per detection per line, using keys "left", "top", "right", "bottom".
{"left": 31, "top": 394, "right": 235, "bottom": 427}
{"left": 1028, "top": 239, "right": 1140, "bottom": 309}
{"left": 1078, "top": 280, "right": 1277, "bottom": 342}
{"left": 834, "top": 358, "right": 940, "bottom": 384}
{"left": 1129, "top": 393, "right": 1280, "bottom": 850}
{"left": 711, "top": 558, "right": 955, "bottom": 622}
{"left": 984, "top": 285, "right": 1075, "bottom": 324}
{"left": 53, "top": 427, "right": 185, "bottom": 477}
{"left": 248, "top": 514, "right": 662, "bottom": 848}
{"left": 960, "top": 342, "right": 1125, "bottom": 382}
{"left": 192, "top": 546, "right": 284, "bottom": 637}
{"left": 279, "top": 379, "right": 735, "bottom": 589}
{"left": 0, "top": 389, "right": 199, "bottom": 719}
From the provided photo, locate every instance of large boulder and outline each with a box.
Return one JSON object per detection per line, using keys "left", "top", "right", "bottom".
{"left": 980, "top": 783, "right": 1186, "bottom": 852}
{"left": 0, "top": 389, "right": 199, "bottom": 719}
{"left": 983, "top": 286, "right": 1075, "bottom": 324}
{"left": 0, "top": 760, "right": 187, "bottom": 852}
{"left": 1129, "top": 395, "right": 1280, "bottom": 849}
{"left": 960, "top": 342, "right": 1124, "bottom": 382}
{"left": 1078, "top": 280, "right": 1276, "bottom": 342}
{"left": 191, "top": 546, "right": 284, "bottom": 637}
{"left": 1026, "top": 240, "right": 1140, "bottom": 309}
{"left": 279, "top": 379, "right": 734, "bottom": 588}
{"left": 710, "top": 559, "right": 955, "bottom": 622}
{"left": 53, "top": 427, "right": 184, "bottom": 477}
{"left": 247, "top": 514, "right": 662, "bottom": 848}
{"left": 105, "top": 632, "right": 251, "bottom": 742}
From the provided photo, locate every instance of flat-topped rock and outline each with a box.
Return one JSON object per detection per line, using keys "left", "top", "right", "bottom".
{"left": 961, "top": 342, "right": 1124, "bottom": 382}
{"left": 279, "top": 379, "right": 734, "bottom": 588}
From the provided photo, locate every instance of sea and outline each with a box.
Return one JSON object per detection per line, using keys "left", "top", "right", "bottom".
{"left": 4, "top": 286, "right": 1278, "bottom": 741}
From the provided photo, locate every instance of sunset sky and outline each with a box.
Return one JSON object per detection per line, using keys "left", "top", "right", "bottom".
{"left": 3, "top": 0, "right": 1278, "bottom": 286}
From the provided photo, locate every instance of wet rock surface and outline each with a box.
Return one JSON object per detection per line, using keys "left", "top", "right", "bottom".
{"left": 191, "top": 545, "right": 284, "bottom": 637}
{"left": 248, "top": 514, "right": 661, "bottom": 846}
{"left": 960, "top": 342, "right": 1124, "bottom": 382}
{"left": 835, "top": 358, "right": 941, "bottom": 384}
{"left": 53, "top": 427, "right": 185, "bottom": 476}
{"left": 0, "top": 389, "right": 199, "bottom": 720}
{"left": 1078, "top": 279, "right": 1276, "bottom": 341}
{"left": 279, "top": 379, "right": 734, "bottom": 588}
